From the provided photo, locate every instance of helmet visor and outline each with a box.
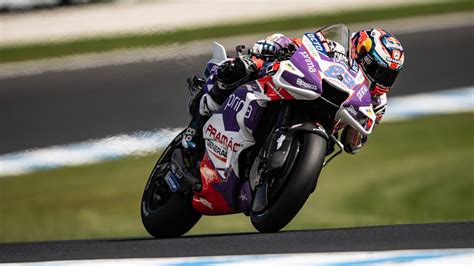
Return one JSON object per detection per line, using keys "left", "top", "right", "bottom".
{"left": 373, "top": 66, "right": 399, "bottom": 88}
{"left": 362, "top": 56, "right": 399, "bottom": 89}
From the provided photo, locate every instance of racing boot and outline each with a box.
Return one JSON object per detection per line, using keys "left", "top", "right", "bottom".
{"left": 182, "top": 76, "right": 208, "bottom": 153}
{"left": 182, "top": 113, "right": 207, "bottom": 152}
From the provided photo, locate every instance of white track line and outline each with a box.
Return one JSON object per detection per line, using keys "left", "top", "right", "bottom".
{"left": 0, "top": 128, "right": 183, "bottom": 177}
{"left": 0, "top": 87, "right": 472, "bottom": 177}
{"left": 385, "top": 86, "right": 474, "bottom": 121}
{"left": 2, "top": 248, "right": 473, "bottom": 266}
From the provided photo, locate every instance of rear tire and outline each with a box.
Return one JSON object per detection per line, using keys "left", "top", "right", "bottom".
{"left": 141, "top": 131, "right": 201, "bottom": 238}
{"left": 250, "top": 133, "right": 327, "bottom": 233}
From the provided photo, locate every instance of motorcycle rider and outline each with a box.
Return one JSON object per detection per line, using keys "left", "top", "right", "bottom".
{"left": 342, "top": 28, "right": 404, "bottom": 153}
{"left": 182, "top": 29, "right": 404, "bottom": 155}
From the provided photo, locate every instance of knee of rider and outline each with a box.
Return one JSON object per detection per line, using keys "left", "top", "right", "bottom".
{"left": 199, "top": 93, "right": 221, "bottom": 116}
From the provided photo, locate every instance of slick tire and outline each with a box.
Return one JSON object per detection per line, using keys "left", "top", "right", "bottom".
{"left": 250, "top": 133, "right": 327, "bottom": 233}
{"left": 141, "top": 192, "right": 201, "bottom": 238}
{"left": 141, "top": 129, "right": 201, "bottom": 238}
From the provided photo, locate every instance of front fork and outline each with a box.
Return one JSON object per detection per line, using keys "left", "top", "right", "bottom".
{"left": 270, "top": 102, "right": 344, "bottom": 167}
{"left": 251, "top": 102, "right": 333, "bottom": 212}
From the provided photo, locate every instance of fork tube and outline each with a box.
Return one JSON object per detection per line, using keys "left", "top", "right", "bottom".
{"left": 276, "top": 102, "right": 291, "bottom": 127}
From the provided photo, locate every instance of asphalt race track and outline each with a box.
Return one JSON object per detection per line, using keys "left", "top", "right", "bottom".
{"left": 0, "top": 222, "right": 473, "bottom": 263}
{"left": 0, "top": 25, "right": 473, "bottom": 154}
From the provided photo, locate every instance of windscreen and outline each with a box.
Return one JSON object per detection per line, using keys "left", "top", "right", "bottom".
{"left": 319, "top": 24, "right": 350, "bottom": 61}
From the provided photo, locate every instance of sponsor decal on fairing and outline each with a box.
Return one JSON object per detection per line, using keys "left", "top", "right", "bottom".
{"left": 306, "top": 33, "right": 323, "bottom": 51}
{"left": 357, "top": 85, "right": 369, "bottom": 101}
{"left": 276, "top": 134, "right": 286, "bottom": 150}
{"left": 205, "top": 124, "right": 241, "bottom": 153}
{"left": 347, "top": 105, "right": 358, "bottom": 116}
{"left": 316, "top": 31, "right": 326, "bottom": 42}
{"left": 165, "top": 172, "right": 180, "bottom": 192}
{"left": 301, "top": 35, "right": 322, "bottom": 63}
{"left": 299, "top": 51, "right": 317, "bottom": 73}
{"left": 324, "top": 64, "right": 356, "bottom": 89}
{"left": 198, "top": 197, "right": 213, "bottom": 209}
{"left": 201, "top": 164, "right": 218, "bottom": 183}
{"left": 333, "top": 52, "right": 348, "bottom": 65}
{"left": 296, "top": 78, "right": 318, "bottom": 90}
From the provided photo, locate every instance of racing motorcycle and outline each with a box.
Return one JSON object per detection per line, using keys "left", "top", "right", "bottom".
{"left": 141, "top": 24, "right": 376, "bottom": 237}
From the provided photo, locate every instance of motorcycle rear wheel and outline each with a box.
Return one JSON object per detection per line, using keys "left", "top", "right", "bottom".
{"left": 141, "top": 131, "right": 201, "bottom": 238}
{"left": 250, "top": 132, "right": 327, "bottom": 233}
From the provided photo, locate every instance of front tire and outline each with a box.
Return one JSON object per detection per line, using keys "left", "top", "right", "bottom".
{"left": 141, "top": 131, "right": 201, "bottom": 238}
{"left": 141, "top": 192, "right": 201, "bottom": 238}
{"left": 251, "top": 133, "right": 327, "bottom": 233}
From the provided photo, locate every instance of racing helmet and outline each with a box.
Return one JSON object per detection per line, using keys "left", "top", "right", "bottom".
{"left": 351, "top": 29, "right": 404, "bottom": 96}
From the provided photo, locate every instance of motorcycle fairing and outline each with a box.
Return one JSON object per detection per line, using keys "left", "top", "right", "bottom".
{"left": 272, "top": 30, "right": 376, "bottom": 135}
{"left": 271, "top": 33, "right": 327, "bottom": 100}
{"left": 193, "top": 83, "right": 267, "bottom": 214}
{"left": 192, "top": 152, "right": 251, "bottom": 215}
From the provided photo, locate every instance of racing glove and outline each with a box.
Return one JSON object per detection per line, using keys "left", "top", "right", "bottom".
{"left": 250, "top": 34, "right": 298, "bottom": 59}
{"left": 249, "top": 39, "right": 278, "bottom": 58}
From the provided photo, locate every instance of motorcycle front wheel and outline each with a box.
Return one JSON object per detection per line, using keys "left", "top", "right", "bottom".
{"left": 140, "top": 130, "right": 201, "bottom": 238}
{"left": 250, "top": 132, "right": 327, "bottom": 233}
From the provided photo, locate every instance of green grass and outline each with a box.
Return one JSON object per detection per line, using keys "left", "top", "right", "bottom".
{"left": 1, "top": 1, "right": 473, "bottom": 63}
{"left": 0, "top": 113, "right": 473, "bottom": 243}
